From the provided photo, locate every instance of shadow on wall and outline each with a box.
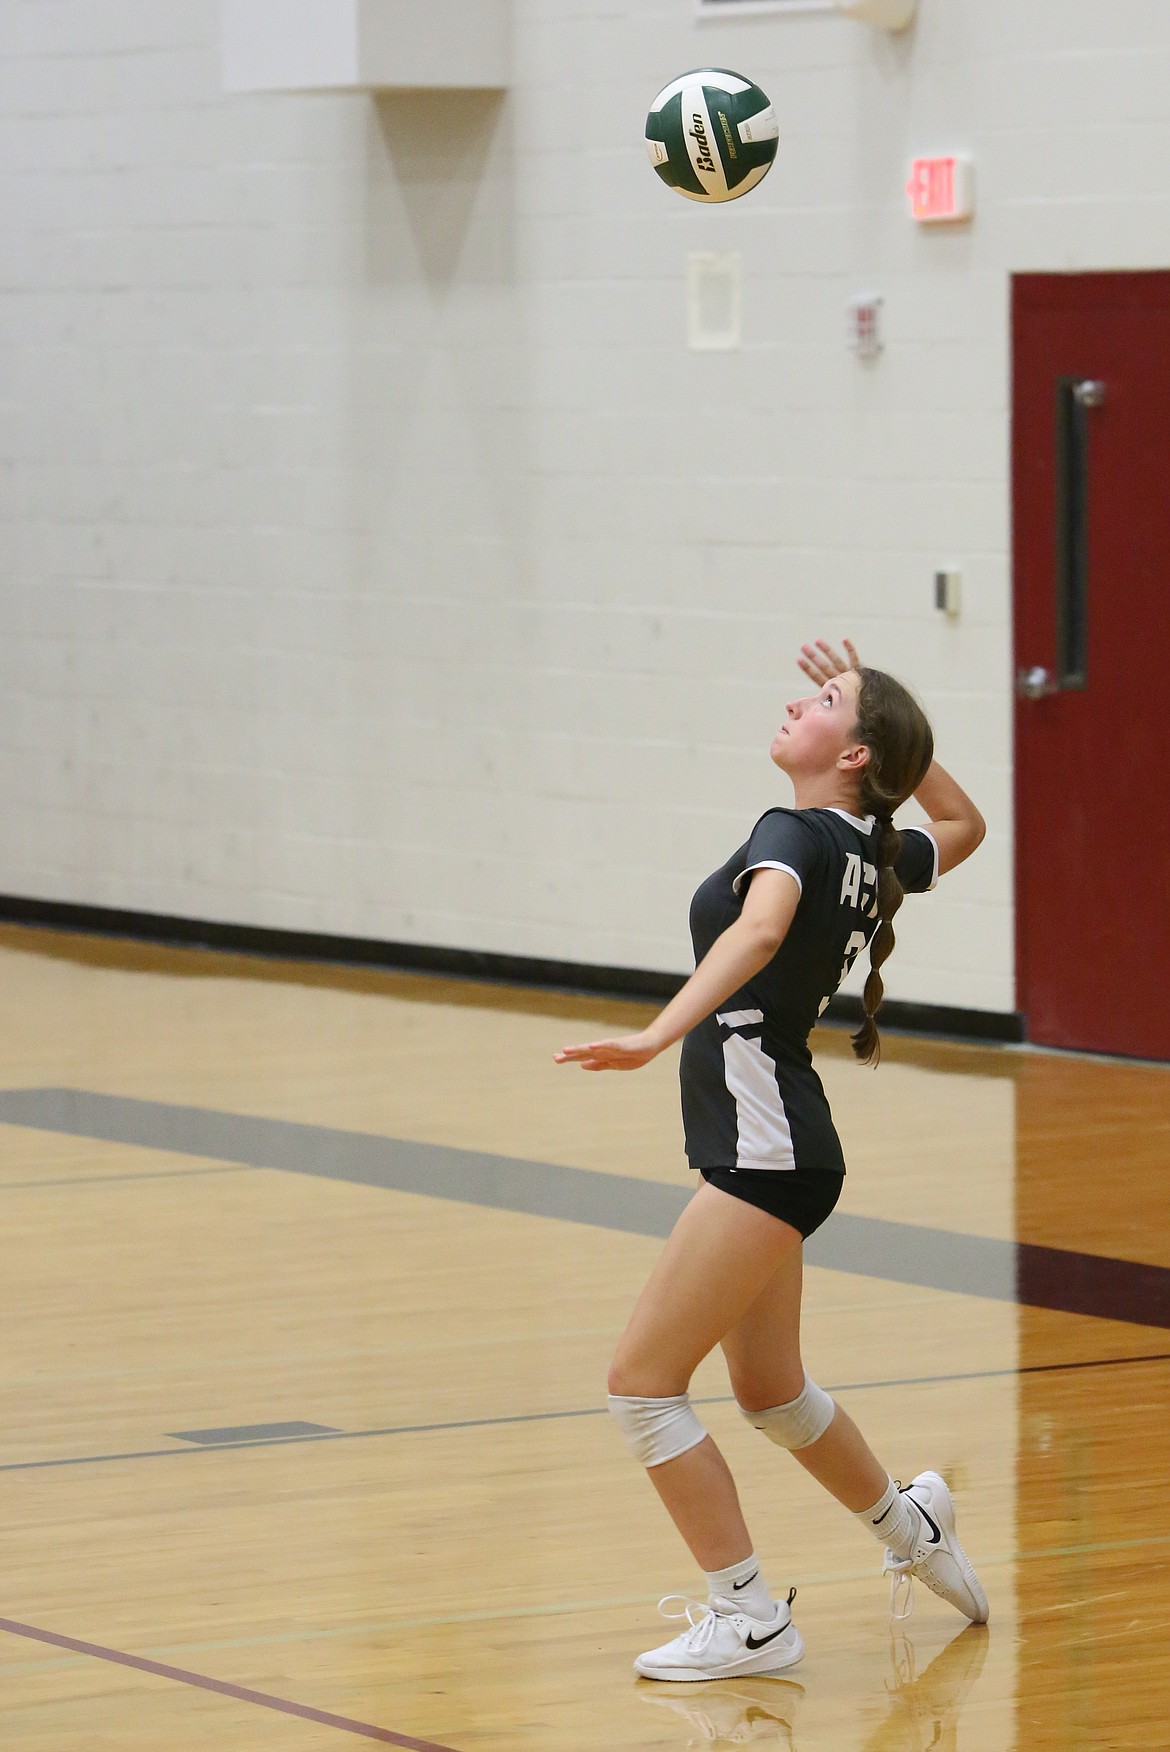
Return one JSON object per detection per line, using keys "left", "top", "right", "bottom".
{"left": 366, "top": 89, "right": 512, "bottom": 290}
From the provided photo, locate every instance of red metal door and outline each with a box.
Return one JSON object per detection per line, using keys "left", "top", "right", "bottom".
{"left": 1013, "top": 272, "right": 1170, "bottom": 1059}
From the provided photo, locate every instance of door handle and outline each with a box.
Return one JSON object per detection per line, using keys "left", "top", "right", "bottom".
{"left": 1016, "top": 665, "right": 1059, "bottom": 701}
{"left": 1053, "top": 376, "right": 1105, "bottom": 690}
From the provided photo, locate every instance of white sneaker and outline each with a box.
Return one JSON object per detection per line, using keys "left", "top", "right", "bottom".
{"left": 634, "top": 1589, "right": 803, "bottom": 1683}
{"left": 882, "top": 1472, "right": 989, "bottom": 1624}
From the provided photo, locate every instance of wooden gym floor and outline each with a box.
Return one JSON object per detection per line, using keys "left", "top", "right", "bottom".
{"left": 1, "top": 922, "right": 1168, "bottom": 1751}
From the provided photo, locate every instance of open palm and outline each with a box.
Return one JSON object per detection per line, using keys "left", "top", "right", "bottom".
{"left": 553, "top": 1032, "right": 660, "bottom": 1071}
{"left": 798, "top": 637, "right": 861, "bottom": 686}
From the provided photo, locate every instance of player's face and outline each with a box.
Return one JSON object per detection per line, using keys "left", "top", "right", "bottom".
{"left": 770, "top": 668, "right": 865, "bottom": 776}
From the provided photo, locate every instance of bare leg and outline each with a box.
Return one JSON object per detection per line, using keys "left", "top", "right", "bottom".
{"left": 608, "top": 1181, "right": 804, "bottom": 1573}
{"left": 644, "top": 1438, "right": 754, "bottom": 1573}
{"left": 721, "top": 1248, "right": 890, "bottom": 1512}
{"left": 789, "top": 1405, "right": 890, "bottom": 1510}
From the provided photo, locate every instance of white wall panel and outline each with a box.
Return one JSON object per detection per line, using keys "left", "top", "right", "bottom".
{"left": 4, "top": 0, "right": 1170, "bottom": 1014}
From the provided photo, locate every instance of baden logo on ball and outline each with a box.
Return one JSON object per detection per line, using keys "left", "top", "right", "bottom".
{"left": 645, "top": 68, "right": 778, "bottom": 203}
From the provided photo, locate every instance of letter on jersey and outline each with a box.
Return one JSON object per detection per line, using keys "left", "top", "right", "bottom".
{"left": 841, "top": 851, "right": 879, "bottom": 919}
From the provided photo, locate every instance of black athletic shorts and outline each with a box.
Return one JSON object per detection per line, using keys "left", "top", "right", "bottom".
{"left": 699, "top": 1166, "right": 844, "bottom": 1239}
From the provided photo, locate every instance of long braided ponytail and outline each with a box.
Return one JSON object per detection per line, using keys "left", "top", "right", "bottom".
{"left": 850, "top": 668, "right": 934, "bottom": 1066}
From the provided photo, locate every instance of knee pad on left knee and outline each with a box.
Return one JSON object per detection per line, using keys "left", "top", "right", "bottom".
{"left": 607, "top": 1392, "right": 708, "bottom": 1468}
{"left": 739, "top": 1372, "right": 834, "bottom": 1450}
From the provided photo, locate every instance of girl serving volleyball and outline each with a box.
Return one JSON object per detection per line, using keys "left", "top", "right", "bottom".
{"left": 555, "top": 638, "right": 988, "bottom": 1682}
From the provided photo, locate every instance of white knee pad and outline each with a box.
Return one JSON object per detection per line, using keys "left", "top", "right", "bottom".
{"left": 739, "top": 1372, "right": 835, "bottom": 1451}
{"left": 607, "top": 1393, "right": 708, "bottom": 1468}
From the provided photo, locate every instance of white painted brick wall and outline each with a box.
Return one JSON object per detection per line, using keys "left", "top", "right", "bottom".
{"left": 3, "top": 0, "right": 1170, "bottom": 1013}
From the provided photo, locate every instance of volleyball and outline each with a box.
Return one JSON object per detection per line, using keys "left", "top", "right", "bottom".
{"left": 645, "top": 68, "right": 779, "bottom": 203}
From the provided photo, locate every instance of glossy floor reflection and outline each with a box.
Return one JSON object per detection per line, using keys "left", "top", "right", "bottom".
{"left": 637, "top": 1670, "right": 806, "bottom": 1746}
{"left": 0, "top": 925, "right": 1168, "bottom": 1751}
{"left": 866, "top": 1626, "right": 990, "bottom": 1752}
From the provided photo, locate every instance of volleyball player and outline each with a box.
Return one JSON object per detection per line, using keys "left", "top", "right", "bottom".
{"left": 555, "top": 638, "right": 989, "bottom": 1681}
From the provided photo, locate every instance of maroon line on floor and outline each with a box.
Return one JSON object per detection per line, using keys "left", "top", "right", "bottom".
{"left": 0, "top": 1615, "right": 463, "bottom": 1750}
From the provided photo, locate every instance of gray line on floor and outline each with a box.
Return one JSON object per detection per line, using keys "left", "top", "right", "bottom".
{"left": 1, "top": 1087, "right": 1166, "bottom": 1331}
{"left": 3, "top": 1353, "right": 1166, "bottom": 1476}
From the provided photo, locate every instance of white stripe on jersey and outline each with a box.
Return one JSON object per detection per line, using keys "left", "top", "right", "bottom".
{"left": 719, "top": 1030, "right": 796, "bottom": 1171}
{"left": 902, "top": 824, "right": 940, "bottom": 891}
{"left": 717, "top": 1008, "right": 764, "bottom": 1028}
{"left": 731, "top": 859, "right": 804, "bottom": 898}
{"left": 827, "top": 806, "right": 876, "bottom": 832}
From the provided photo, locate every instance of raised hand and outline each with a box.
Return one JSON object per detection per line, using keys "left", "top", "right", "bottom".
{"left": 553, "top": 1030, "right": 661, "bottom": 1072}
{"left": 797, "top": 638, "right": 861, "bottom": 687}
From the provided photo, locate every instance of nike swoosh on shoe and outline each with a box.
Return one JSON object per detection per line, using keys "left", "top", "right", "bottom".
{"left": 906, "top": 1491, "right": 943, "bottom": 1545}
{"left": 745, "top": 1622, "right": 792, "bottom": 1651}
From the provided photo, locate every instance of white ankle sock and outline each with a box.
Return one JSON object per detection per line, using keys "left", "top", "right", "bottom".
{"left": 705, "top": 1552, "right": 774, "bottom": 1620}
{"left": 856, "top": 1479, "right": 919, "bottom": 1559}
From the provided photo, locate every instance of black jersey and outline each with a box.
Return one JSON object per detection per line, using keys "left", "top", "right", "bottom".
{"left": 679, "top": 806, "right": 938, "bottom": 1175}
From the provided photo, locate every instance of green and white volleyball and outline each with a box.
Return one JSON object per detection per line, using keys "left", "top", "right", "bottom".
{"left": 645, "top": 68, "right": 778, "bottom": 203}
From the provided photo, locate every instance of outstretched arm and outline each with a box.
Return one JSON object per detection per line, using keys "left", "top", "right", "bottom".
{"left": 798, "top": 638, "right": 986, "bottom": 875}
{"left": 554, "top": 868, "right": 800, "bottom": 1070}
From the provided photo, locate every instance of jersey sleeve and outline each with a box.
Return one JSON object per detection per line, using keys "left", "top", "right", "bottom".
{"left": 895, "top": 825, "right": 939, "bottom": 894}
{"left": 731, "top": 809, "right": 823, "bottom": 898}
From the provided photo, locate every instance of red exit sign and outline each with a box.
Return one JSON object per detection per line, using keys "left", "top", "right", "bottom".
{"left": 906, "top": 155, "right": 974, "bottom": 224}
